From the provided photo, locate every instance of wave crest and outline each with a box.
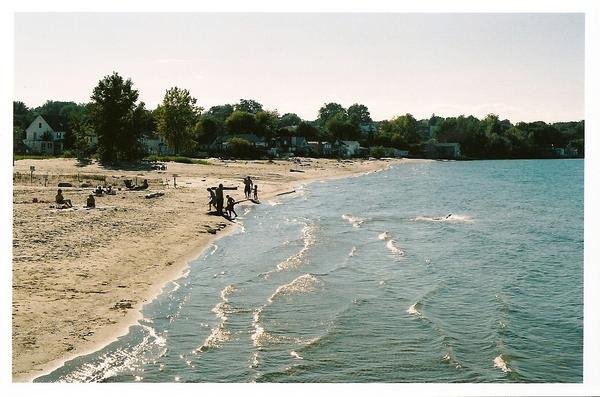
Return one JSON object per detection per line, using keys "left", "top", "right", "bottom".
{"left": 342, "top": 214, "right": 367, "bottom": 228}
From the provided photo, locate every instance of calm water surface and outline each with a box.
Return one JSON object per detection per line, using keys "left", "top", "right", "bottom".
{"left": 37, "top": 159, "right": 583, "bottom": 383}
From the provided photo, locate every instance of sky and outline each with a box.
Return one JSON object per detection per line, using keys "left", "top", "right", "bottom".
{"left": 14, "top": 13, "right": 584, "bottom": 123}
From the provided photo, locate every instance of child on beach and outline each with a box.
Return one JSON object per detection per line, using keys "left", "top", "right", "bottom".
{"left": 253, "top": 184, "right": 258, "bottom": 200}
{"left": 207, "top": 188, "right": 217, "bottom": 211}
{"left": 55, "top": 188, "right": 72, "bottom": 208}
{"left": 225, "top": 195, "right": 238, "bottom": 218}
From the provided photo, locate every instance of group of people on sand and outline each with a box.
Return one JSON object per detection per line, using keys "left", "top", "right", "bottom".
{"left": 55, "top": 188, "right": 97, "bottom": 209}
{"left": 243, "top": 176, "right": 259, "bottom": 200}
{"left": 94, "top": 184, "right": 116, "bottom": 196}
{"left": 207, "top": 176, "right": 259, "bottom": 219}
{"left": 54, "top": 179, "right": 152, "bottom": 210}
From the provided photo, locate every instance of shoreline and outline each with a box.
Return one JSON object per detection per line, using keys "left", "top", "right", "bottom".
{"left": 13, "top": 157, "right": 429, "bottom": 382}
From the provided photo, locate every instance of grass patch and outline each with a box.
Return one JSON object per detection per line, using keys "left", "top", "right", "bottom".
{"left": 144, "top": 155, "right": 210, "bottom": 165}
{"left": 14, "top": 154, "right": 63, "bottom": 160}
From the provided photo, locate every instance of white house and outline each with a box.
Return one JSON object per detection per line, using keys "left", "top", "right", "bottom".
{"left": 23, "top": 115, "right": 67, "bottom": 154}
{"left": 141, "top": 135, "right": 174, "bottom": 155}
{"left": 340, "top": 140, "right": 361, "bottom": 157}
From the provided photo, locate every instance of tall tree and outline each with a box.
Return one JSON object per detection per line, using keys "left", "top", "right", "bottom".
{"left": 326, "top": 113, "right": 359, "bottom": 141}
{"left": 295, "top": 121, "right": 319, "bottom": 140}
{"left": 347, "top": 103, "right": 372, "bottom": 126}
{"left": 278, "top": 113, "right": 302, "bottom": 128}
{"left": 255, "top": 110, "right": 279, "bottom": 139}
{"left": 235, "top": 99, "right": 263, "bottom": 114}
{"left": 90, "top": 72, "right": 143, "bottom": 162}
{"left": 156, "top": 87, "right": 201, "bottom": 155}
{"left": 317, "top": 102, "right": 346, "bottom": 127}
{"left": 225, "top": 111, "right": 256, "bottom": 135}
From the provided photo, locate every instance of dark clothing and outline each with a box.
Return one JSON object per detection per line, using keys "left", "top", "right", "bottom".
{"left": 215, "top": 186, "right": 224, "bottom": 214}
{"left": 226, "top": 197, "right": 237, "bottom": 218}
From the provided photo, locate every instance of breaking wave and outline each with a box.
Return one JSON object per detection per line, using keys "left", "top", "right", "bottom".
{"left": 342, "top": 214, "right": 367, "bottom": 228}
{"left": 386, "top": 239, "right": 405, "bottom": 256}
{"left": 195, "top": 284, "right": 236, "bottom": 353}
{"left": 276, "top": 223, "right": 316, "bottom": 271}
{"left": 412, "top": 214, "right": 474, "bottom": 223}
{"left": 378, "top": 231, "right": 391, "bottom": 240}
{"left": 493, "top": 354, "right": 512, "bottom": 373}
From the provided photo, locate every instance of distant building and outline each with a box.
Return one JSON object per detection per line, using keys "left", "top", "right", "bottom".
{"left": 307, "top": 141, "right": 332, "bottom": 156}
{"left": 338, "top": 140, "right": 362, "bottom": 157}
{"left": 23, "top": 115, "right": 67, "bottom": 155}
{"left": 142, "top": 135, "right": 174, "bottom": 155}
{"left": 276, "top": 136, "right": 308, "bottom": 155}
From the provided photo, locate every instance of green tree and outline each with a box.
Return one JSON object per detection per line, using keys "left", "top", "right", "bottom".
{"left": 255, "top": 110, "right": 279, "bottom": 139}
{"left": 194, "top": 117, "right": 219, "bottom": 145}
{"left": 317, "top": 102, "right": 346, "bottom": 127}
{"left": 227, "top": 137, "right": 255, "bottom": 158}
{"left": 225, "top": 111, "right": 256, "bottom": 135}
{"left": 347, "top": 103, "right": 372, "bottom": 126}
{"left": 235, "top": 99, "right": 263, "bottom": 114}
{"left": 369, "top": 146, "right": 386, "bottom": 159}
{"left": 278, "top": 113, "right": 302, "bottom": 128}
{"left": 325, "top": 112, "right": 359, "bottom": 141}
{"left": 90, "top": 72, "right": 143, "bottom": 162}
{"left": 156, "top": 87, "right": 201, "bottom": 155}
{"left": 295, "top": 121, "right": 319, "bottom": 140}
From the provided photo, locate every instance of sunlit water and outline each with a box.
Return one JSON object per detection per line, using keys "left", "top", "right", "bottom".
{"left": 36, "top": 159, "right": 583, "bottom": 383}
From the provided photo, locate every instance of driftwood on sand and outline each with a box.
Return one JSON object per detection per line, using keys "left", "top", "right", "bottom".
{"left": 276, "top": 190, "right": 296, "bottom": 196}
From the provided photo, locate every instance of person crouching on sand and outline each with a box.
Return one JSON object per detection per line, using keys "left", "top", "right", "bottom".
{"left": 55, "top": 188, "right": 72, "bottom": 208}
{"left": 226, "top": 195, "right": 237, "bottom": 218}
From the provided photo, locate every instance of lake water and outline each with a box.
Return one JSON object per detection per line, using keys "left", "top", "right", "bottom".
{"left": 37, "top": 159, "right": 584, "bottom": 383}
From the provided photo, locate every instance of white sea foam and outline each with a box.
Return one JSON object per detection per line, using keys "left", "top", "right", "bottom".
{"left": 268, "top": 200, "right": 282, "bottom": 206}
{"left": 252, "top": 274, "right": 321, "bottom": 348}
{"left": 412, "top": 214, "right": 474, "bottom": 223}
{"left": 290, "top": 351, "right": 303, "bottom": 360}
{"left": 493, "top": 355, "right": 512, "bottom": 373}
{"left": 407, "top": 302, "right": 422, "bottom": 316}
{"left": 386, "top": 240, "right": 405, "bottom": 256}
{"left": 342, "top": 214, "right": 367, "bottom": 228}
{"left": 268, "top": 274, "right": 322, "bottom": 303}
{"left": 195, "top": 285, "right": 236, "bottom": 353}
{"left": 378, "top": 231, "right": 391, "bottom": 240}
{"left": 348, "top": 247, "right": 357, "bottom": 257}
{"left": 276, "top": 223, "right": 316, "bottom": 271}
{"left": 51, "top": 322, "right": 166, "bottom": 382}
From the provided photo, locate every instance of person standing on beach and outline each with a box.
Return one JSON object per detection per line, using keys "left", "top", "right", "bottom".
{"left": 207, "top": 188, "right": 217, "bottom": 211}
{"left": 253, "top": 184, "right": 258, "bottom": 200}
{"left": 243, "top": 176, "right": 253, "bottom": 199}
{"left": 215, "top": 184, "right": 224, "bottom": 215}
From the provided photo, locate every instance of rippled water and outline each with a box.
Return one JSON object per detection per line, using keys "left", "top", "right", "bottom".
{"left": 37, "top": 159, "right": 583, "bottom": 383}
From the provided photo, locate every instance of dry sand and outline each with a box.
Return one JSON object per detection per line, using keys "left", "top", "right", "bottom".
{"left": 12, "top": 157, "right": 427, "bottom": 382}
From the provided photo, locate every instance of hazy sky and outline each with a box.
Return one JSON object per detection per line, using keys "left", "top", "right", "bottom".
{"left": 14, "top": 13, "right": 584, "bottom": 122}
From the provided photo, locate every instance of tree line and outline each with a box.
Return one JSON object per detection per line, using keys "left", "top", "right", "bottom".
{"left": 13, "top": 71, "right": 584, "bottom": 162}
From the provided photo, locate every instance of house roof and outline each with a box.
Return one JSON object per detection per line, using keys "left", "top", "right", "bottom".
{"left": 39, "top": 115, "right": 69, "bottom": 132}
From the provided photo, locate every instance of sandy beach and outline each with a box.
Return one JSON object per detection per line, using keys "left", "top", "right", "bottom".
{"left": 12, "top": 157, "right": 429, "bottom": 382}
